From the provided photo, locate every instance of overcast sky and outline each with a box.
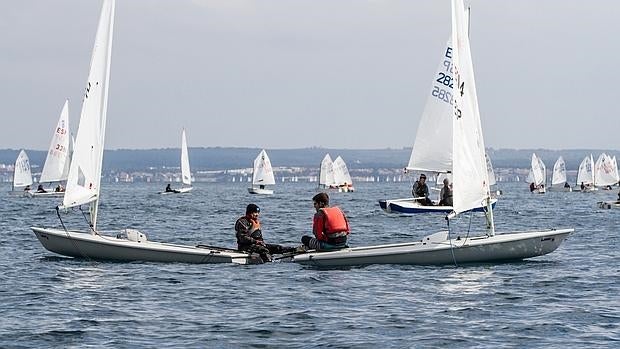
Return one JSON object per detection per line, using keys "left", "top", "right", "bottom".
{"left": 1, "top": 0, "right": 618, "bottom": 151}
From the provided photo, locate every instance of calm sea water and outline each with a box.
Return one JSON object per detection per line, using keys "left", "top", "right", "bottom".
{"left": 1, "top": 181, "right": 618, "bottom": 348}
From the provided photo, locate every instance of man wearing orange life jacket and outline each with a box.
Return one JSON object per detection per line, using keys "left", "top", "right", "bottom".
{"left": 301, "top": 192, "right": 350, "bottom": 251}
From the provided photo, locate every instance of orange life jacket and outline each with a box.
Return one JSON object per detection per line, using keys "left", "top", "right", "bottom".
{"left": 321, "top": 207, "right": 349, "bottom": 235}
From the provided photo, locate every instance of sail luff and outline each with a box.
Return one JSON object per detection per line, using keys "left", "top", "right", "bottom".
{"left": 181, "top": 129, "right": 191, "bottom": 186}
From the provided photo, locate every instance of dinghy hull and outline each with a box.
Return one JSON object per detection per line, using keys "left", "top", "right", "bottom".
{"left": 248, "top": 187, "right": 274, "bottom": 195}
{"left": 32, "top": 227, "right": 252, "bottom": 264}
{"left": 293, "top": 229, "right": 573, "bottom": 266}
{"left": 378, "top": 198, "right": 497, "bottom": 214}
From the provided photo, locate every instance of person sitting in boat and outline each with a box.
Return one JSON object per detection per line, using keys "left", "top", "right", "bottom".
{"left": 165, "top": 183, "right": 174, "bottom": 192}
{"left": 412, "top": 174, "right": 433, "bottom": 205}
{"left": 529, "top": 182, "right": 536, "bottom": 192}
{"left": 301, "top": 192, "right": 350, "bottom": 251}
{"left": 235, "top": 204, "right": 295, "bottom": 263}
{"left": 36, "top": 184, "right": 47, "bottom": 193}
{"left": 580, "top": 182, "right": 585, "bottom": 191}
{"left": 55, "top": 184, "right": 65, "bottom": 192}
{"left": 439, "top": 178, "right": 453, "bottom": 206}
{"left": 23, "top": 185, "right": 31, "bottom": 192}
{"left": 564, "top": 182, "right": 571, "bottom": 189}
{"left": 259, "top": 184, "right": 265, "bottom": 190}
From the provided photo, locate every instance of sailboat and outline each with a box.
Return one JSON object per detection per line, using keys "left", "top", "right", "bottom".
{"left": 248, "top": 149, "right": 275, "bottom": 195}
{"left": 594, "top": 153, "right": 618, "bottom": 189}
{"left": 161, "top": 129, "right": 193, "bottom": 194}
{"left": 293, "top": 0, "right": 572, "bottom": 266}
{"left": 576, "top": 154, "right": 597, "bottom": 191}
{"left": 485, "top": 153, "right": 502, "bottom": 196}
{"left": 318, "top": 153, "right": 337, "bottom": 190}
{"left": 550, "top": 156, "right": 572, "bottom": 191}
{"left": 31, "top": 0, "right": 255, "bottom": 264}
{"left": 11, "top": 149, "right": 33, "bottom": 195}
{"left": 332, "top": 156, "right": 355, "bottom": 192}
{"left": 378, "top": 30, "right": 495, "bottom": 214}
{"left": 527, "top": 153, "right": 546, "bottom": 193}
{"left": 32, "top": 100, "right": 71, "bottom": 198}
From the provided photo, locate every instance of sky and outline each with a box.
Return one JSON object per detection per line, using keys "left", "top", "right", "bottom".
{"left": 1, "top": 0, "right": 619, "bottom": 151}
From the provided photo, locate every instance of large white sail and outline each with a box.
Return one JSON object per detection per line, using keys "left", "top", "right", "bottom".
{"left": 450, "top": 0, "right": 490, "bottom": 216}
{"left": 576, "top": 154, "right": 594, "bottom": 186}
{"left": 407, "top": 40, "right": 454, "bottom": 173}
{"left": 594, "top": 153, "right": 618, "bottom": 187}
{"left": 252, "top": 149, "right": 275, "bottom": 186}
{"left": 551, "top": 156, "right": 567, "bottom": 187}
{"left": 62, "top": 0, "right": 114, "bottom": 230}
{"left": 319, "top": 153, "right": 336, "bottom": 188}
{"left": 13, "top": 150, "right": 33, "bottom": 190}
{"left": 180, "top": 129, "right": 191, "bottom": 186}
{"left": 529, "top": 153, "right": 546, "bottom": 187}
{"left": 40, "top": 100, "right": 71, "bottom": 184}
{"left": 612, "top": 156, "right": 619, "bottom": 183}
{"left": 333, "top": 156, "right": 353, "bottom": 186}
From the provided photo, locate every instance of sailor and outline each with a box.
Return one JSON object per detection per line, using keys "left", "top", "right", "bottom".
{"left": 412, "top": 174, "right": 433, "bottom": 205}
{"left": 36, "top": 184, "right": 47, "bottom": 193}
{"left": 55, "top": 184, "right": 65, "bottom": 192}
{"left": 529, "top": 182, "right": 536, "bottom": 192}
{"left": 23, "top": 185, "right": 31, "bottom": 191}
{"left": 235, "top": 204, "right": 295, "bottom": 263}
{"left": 165, "top": 183, "right": 173, "bottom": 192}
{"left": 564, "top": 182, "right": 570, "bottom": 188}
{"left": 301, "top": 192, "right": 350, "bottom": 251}
{"left": 439, "top": 178, "right": 453, "bottom": 206}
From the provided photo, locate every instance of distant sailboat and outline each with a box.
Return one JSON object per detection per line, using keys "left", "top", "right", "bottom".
{"left": 11, "top": 150, "right": 33, "bottom": 194}
{"left": 332, "top": 156, "right": 355, "bottom": 192}
{"left": 162, "top": 129, "right": 192, "bottom": 194}
{"left": 550, "top": 156, "right": 572, "bottom": 191}
{"left": 248, "top": 149, "right": 275, "bottom": 195}
{"left": 528, "top": 153, "right": 546, "bottom": 193}
{"left": 594, "top": 153, "right": 619, "bottom": 189}
{"left": 33, "top": 100, "right": 71, "bottom": 197}
{"left": 576, "top": 154, "right": 596, "bottom": 191}
{"left": 318, "top": 153, "right": 336, "bottom": 189}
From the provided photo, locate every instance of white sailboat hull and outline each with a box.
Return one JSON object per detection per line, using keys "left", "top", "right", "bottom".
{"left": 32, "top": 227, "right": 252, "bottom": 264}
{"left": 28, "top": 191, "right": 65, "bottom": 198}
{"left": 379, "top": 198, "right": 497, "bottom": 214}
{"left": 293, "top": 229, "right": 572, "bottom": 266}
{"left": 248, "top": 187, "right": 274, "bottom": 195}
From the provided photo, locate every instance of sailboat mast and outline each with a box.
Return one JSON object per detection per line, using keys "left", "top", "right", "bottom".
{"left": 90, "top": 0, "right": 115, "bottom": 230}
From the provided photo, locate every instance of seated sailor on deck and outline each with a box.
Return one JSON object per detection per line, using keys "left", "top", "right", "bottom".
{"left": 301, "top": 192, "right": 350, "bottom": 251}
{"left": 564, "top": 182, "right": 571, "bottom": 188}
{"left": 36, "top": 184, "right": 47, "bottom": 193}
{"left": 55, "top": 184, "right": 65, "bottom": 192}
{"left": 165, "top": 183, "right": 174, "bottom": 192}
{"left": 412, "top": 174, "right": 433, "bottom": 205}
{"left": 438, "top": 178, "right": 453, "bottom": 206}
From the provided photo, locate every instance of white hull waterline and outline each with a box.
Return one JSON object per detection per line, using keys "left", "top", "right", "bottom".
{"left": 293, "top": 229, "right": 573, "bottom": 266}
{"left": 248, "top": 187, "right": 274, "bottom": 195}
{"left": 379, "top": 198, "right": 497, "bottom": 214}
{"left": 159, "top": 186, "right": 193, "bottom": 194}
{"left": 28, "top": 191, "right": 65, "bottom": 198}
{"left": 32, "top": 227, "right": 253, "bottom": 264}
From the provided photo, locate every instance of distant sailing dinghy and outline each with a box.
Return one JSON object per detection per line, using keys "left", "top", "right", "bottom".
{"left": 248, "top": 149, "right": 275, "bottom": 195}
{"left": 161, "top": 129, "right": 193, "bottom": 194}
{"left": 11, "top": 150, "right": 33, "bottom": 195}
{"left": 318, "top": 153, "right": 337, "bottom": 190}
{"left": 594, "top": 153, "right": 619, "bottom": 190}
{"left": 550, "top": 156, "right": 572, "bottom": 192}
{"left": 576, "top": 154, "right": 597, "bottom": 192}
{"left": 294, "top": 0, "right": 572, "bottom": 266}
{"left": 527, "top": 153, "right": 546, "bottom": 193}
{"left": 32, "top": 100, "right": 71, "bottom": 198}
{"left": 332, "top": 156, "right": 355, "bottom": 192}
{"left": 31, "top": 0, "right": 254, "bottom": 264}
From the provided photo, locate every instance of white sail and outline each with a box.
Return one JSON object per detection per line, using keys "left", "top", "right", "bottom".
{"left": 252, "top": 149, "right": 275, "bottom": 186}
{"left": 13, "top": 150, "right": 33, "bottom": 190}
{"left": 40, "top": 100, "right": 71, "bottom": 183}
{"left": 62, "top": 0, "right": 114, "bottom": 230}
{"left": 319, "top": 153, "right": 336, "bottom": 188}
{"left": 333, "top": 156, "right": 353, "bottom": 186}
{"left": 529, "top": 153, "right": 546, "bottom": 187}
{"left": 612, "top": 156, "right": 620, "bottom": 183}
{"left": 450, "top": 0, "right": 490, "bottom": 216}
{"left": 180, "top": 129, "right": 191, "bottom": 186}
{"left": 551, "top": 156, "right": 567, "bottom": 187}
{"left": 594, "top": 153, "right": 617, "bottom": 187}
{"left": 485, "top": 153, "right": 496, "bottom": 186}
{"left": 576, "top": 154, "right": 595, "bottom": 186}
{"left": 407, "top": 39, "right": 454, "bottom": 173}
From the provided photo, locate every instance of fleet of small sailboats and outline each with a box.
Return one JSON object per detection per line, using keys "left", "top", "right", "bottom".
{"left": 248, "top": 149, "right": 275, "bottom": 195}
{"left": 317, "top": 154, "right": 355, "bottom": 192}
